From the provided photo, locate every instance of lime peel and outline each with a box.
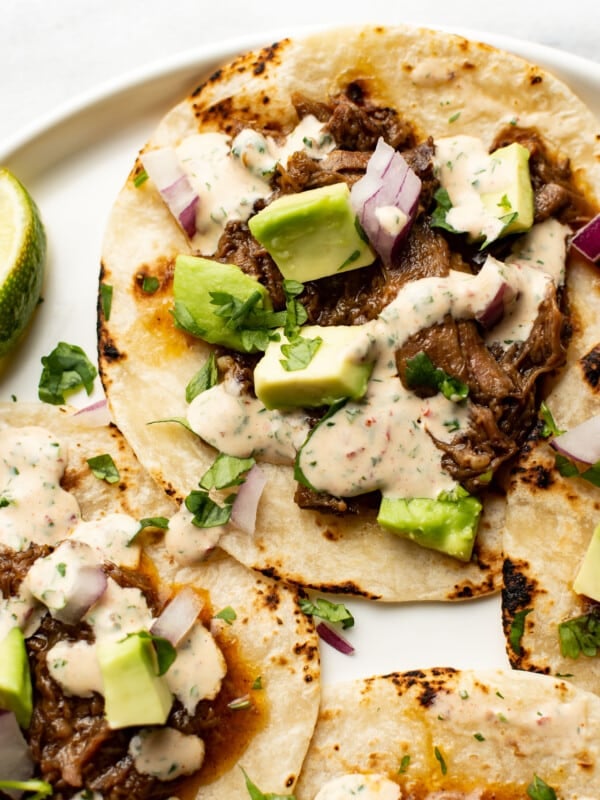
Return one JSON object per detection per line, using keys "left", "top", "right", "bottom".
{"left": 0, "top": 167, "right": 46, "bottom": 358}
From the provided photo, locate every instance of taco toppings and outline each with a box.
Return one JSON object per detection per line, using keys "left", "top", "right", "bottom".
{"left": 98, "top": 25, "right": 600, "bottom": 599}
{"left": 0, "top": 404, "right": 320, "bottom": 799}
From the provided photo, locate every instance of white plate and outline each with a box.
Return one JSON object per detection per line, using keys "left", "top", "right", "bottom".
{"left": 1, "top": 27, "right": 598, "bottom": 687}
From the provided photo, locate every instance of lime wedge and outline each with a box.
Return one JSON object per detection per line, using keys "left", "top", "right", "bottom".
{"left": 0, "top": 167, "right": 46, "bottom": 358}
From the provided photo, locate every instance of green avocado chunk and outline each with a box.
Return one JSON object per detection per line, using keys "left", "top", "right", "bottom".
{"left": 248, "top": 182, "right": 376, "bottom": 282}
{"left": 173, "top": 254, "right": 273, "bottom": 352}
{"left": 0, "top": 626, "right": 33, "bottom": 728}
{"left": 254, "top": 324, "right": 374, "bottom": 409}
{"left": 97, "top": 633, "right": 173, "bottom": 729}
{"left": 377, "top": 492, "right": 482, "bottom": 562}
{"left": 573, "top": 522, "right": 600, "bottom": 602}
{"left": 480, "top": 142, "right": 534, "bottom": 238}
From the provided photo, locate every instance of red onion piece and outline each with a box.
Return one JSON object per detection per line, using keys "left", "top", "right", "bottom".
{"left": 550, "top": 414, "right": 600, "bottom": 465}
{"left": 315, "top": 621, "right": 355, "bottom": 655}
{"left": 570, "top": 213, "right": 600, "bottom": 264}
{"left": 141, "top": 147, "right": 200, "bottom": 238}
{"left": 0, "top": 711, "right": 34, "bottom": 787}
{"left": 475, "top": 280, "right": 515, "bottom": 329}
{"left": 53, "top": 565, "right": 108, "bottom": 625}
{"left": 350, "top": 137, "right": 421, "bottom": 266}
{"left": 230, "top": 465, "right": 268, "bottom": 535}
{"left": 150, "top": 587, "right": 204, "bottom": 647}
{"left": 73, "top": 398, "right": 111, "bottom": 427}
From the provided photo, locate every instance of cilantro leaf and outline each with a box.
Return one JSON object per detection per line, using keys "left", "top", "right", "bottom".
{"left": 131, "top": 631, "right": 176, "bottom": 675}
{"left": 280, "top": 335, "right": 322, "bottom": 372}
{"left": 100, "top": 283, "right": 113, "bottom": 321}
{"left": 299, "top": 596, "right": 355, "bottom": 629}
{"left": 200, "top": 453, "right": 255, "bottom": 490}
{"left": 405, "top": 351, "right": 469, "bottom": 402}
{"left": 539, "top": 402, "right": 565, "bottom": 438}
{"left": 138, "top": 516, "right": 170, "bottom": 531}
{"left": 86, "top": 453, "right": 120, "bottom": 484}
{"left": 38, "top": 342, "right": 97, "bottom": 405}
{"left": 555, "top": 453, "right": 600, "bottom": 486}
{"left": 527, "top": 775, "right": 557, "bottom": 800}
{"left": 558, "top": 611, "right": 600, "bottom": 659}
{"left": 509, "top": 608, "right": 532, "bottom": 655}
{"left": 430, "top": 187, "right": 460, "bottom": 234}
{"left": 241, "top": 768, "right": 296, "bottom": 800}
{"left": 0, "top": 780, "right": 53, "bottom": 800}
{"left": 186, "top": 353, "right": 218, "bottom": 403}
{"left": 214, "top": 606, "right": 237, "bottom": 624}
{"left": 172, "top": 299, "right": 208, "bottom": 338}
{"left": 185, "top": 489, "right": 233, "bottom": 528}
{"left": 282, "top": 279, "right": 308, "bottom": 339}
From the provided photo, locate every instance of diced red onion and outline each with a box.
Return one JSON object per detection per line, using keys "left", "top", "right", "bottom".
{"left": 150, "top": 587, "right": 204, "bottom": 647}
{"left": 230, "top": 465, "right": 268, "bottom": 535}
{"left": 141, "top": 147, "right": 199, "bottom": 238}
{"left": 315, "top": 621, "right": 355, "bottom": 655}
{"left": 475, "top": 281, "right": 516, "bottom": 329}
{"left": 53, "top": 565, "right": 108, "bottom": 625}
{"left": 0, "top": 711, "right": 34, "bottom": 788}
{"left": 73, "top": 398, "right": 111, "bottom": 427}
{"left": 550, "top": 414, "right": 600, "bottom": 464}
{"left": 570, "top": 213, "right": 600, "bottom": 264}
{"left": 350, "top": 137, "right": 421, "bottom": 266}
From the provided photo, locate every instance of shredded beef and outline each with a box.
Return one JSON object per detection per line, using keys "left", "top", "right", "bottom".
{"left": 11, "top": 558, "right": 207, "bottom": 800}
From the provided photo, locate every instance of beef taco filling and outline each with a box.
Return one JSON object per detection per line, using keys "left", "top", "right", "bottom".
{"left": 138, "top": 83, "right": 595, "bottom": 562}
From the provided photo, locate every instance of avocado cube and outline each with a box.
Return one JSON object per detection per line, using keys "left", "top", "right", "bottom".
{"left": 173, "top": 255, "right": 273, "bottom": 352}
{"left": 574, "top": 522, "right": 600, "bottom": 602}
{"left": 480, "top": 142, "right": 534, "bottom": 237}
{"left": 377, "top": 493, "right": 482, "bottom": 562}
{"left": 248, "top": 183, "right": 376, "bottom": 282}
{"left": 97, "top": 633, "right": 173, "bottom": 729}
{"left": 254, "top": 324, "right": 373, "bottom": 409}
{"left": 0, "top": 627, "right": 33, "bottom": 728}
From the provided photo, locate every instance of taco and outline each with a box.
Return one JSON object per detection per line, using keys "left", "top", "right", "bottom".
{"left": 294, "top": 667, "right": 600, "bottom": 799}
{"left": 501, "top": 275, "right": 600, "bottom": 692}
{"left": 98, "top": 24, "right": 600, "bottom": 601}
{"left": 0, "top": 402, "right": 320, "bottom": 799}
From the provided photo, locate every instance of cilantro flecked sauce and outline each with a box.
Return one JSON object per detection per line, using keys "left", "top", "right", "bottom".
{"left": 188, "top": 217, "right": 567, "bottom": 501}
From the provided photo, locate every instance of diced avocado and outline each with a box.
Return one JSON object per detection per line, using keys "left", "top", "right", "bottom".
{"left": 254, "top": 324, "right": 374, "bottom": 409}
{"left": 97, "top": 633, "right": 173, "bottom": 729}
{"left": 573, "top": 522, "right": 600, "bottom": 602}
{"left": 173, "top": 254, "right": 273, "bottom": 352}
{"left": 0, "top": 627, "right": 33, "bottom": 728}
{"left": 377, "top": 492, "right": 482, "bottom": 562}
{"left": 480, "top": 142, "right": 534, "bottom": 238}
{"left": 248, "top": 182, "right": 376, "bottom": 282}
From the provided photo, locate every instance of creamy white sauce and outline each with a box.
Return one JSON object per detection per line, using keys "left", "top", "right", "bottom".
{"left": 434, "top": 135, "right": 518, "bottom": 243}
{"left": 129, "top": 727, "right": 205, "bottom": 780}
{"left": 47, "top": 639, "right": 103, "bottom": 697}
{"left": 71, "top": 512, "right": 142, "bottom": 569}
{"left": 507, "top": 217, "right": 570, "bottom": 286}
{"left": 165, "top": 621, "right": 227, "bottom": 714}
{"left": 179, "top": 116, "right": 335, "bottom": 255}
{"left": 314, "top": 773, "right": 401, "bottom": 800}
{"left": 165, "top": 504, "right": 224, "bottom": 566}
{"left": 375, "top": 205, "right": 408, "bottom": 236}
{"left": 0, "top": 425, "right": 80, "bottom": 551}
{"left": 83, "top": 577, "right": 153, "bottom": 642}
{"left": 0, "top": 593, "right": 36, "bottom": 642}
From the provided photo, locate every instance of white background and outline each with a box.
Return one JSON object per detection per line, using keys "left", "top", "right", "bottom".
{"left": 2, "top": 0, "right": 599, "bottom": 146}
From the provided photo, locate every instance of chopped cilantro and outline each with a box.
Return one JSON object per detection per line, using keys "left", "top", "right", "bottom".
{"left": 299, "top": 596, "right": 355, "bottom": 629}
{"left": 133, "top": 168, "right": 148, "bottom": 187}
{"left": 539, "top": 402, "right": 564, "bottom": 438}
{"left": 509, "top": 608, "right": 532, "bottom": 655}
{"left": 57, "top": 562, "right": 67, "bottom": 577}
{"left": 398, "top": 754, "right": 411, "bottom": 773}
{"left": 38, "top": 341, "right": 97, "bottom": 405}
{"left": 100, "top": 283, "right": 113, "bottom": 320}
{"left": 242, "top": 768, "right": 296, "bottom": 800}
{"left": 252, "top": 675, "right": 263, "bottom": 690}
{"left": 280, "top": 334, "right": 322, "bottom": 372}
{"left": 434, "top": 746, "right": 447, "bottom": 775}
{"left": 142, "top": 276, "right": 160, "bottom": 294}
{"left": 405, "top": 351, "right": 469, "bottom": 402}
{"left": 185, "top": 352, "right": 218, "bottom": 402}
{"left": 555, "top": 453, "right": 600, "bottom": 487}
{"left": 200, "top": 453, "right": 255, "bottom": 490}
{"left": 448, "top": 111, "right": 461, "bottom": 123}
{"left": 430, "top": 187, "right": 460, "bottom": 234}
{"left": 214, "top": 606, "right": 237, "bottom": 624}
{"left": 473, "top": 732, "right": 485, "bottom": 741}
{"left": 0, "top": 780, "right": 53, "bottom": 800}
{"left": 185, "top": 489, "right": 233, "bottom": 528}
{"left": 558, "top": 610, "right": 600, "bottom": 659}
{"left": 527, "top": 775, "right": 557, "bottom": 800}
{"left": 86, "top": 453, "right": 120, "bottom": 484}
{"left": 130, "top": 631, "right": 176, "bottom": 676}
{"left": 138, "top": 516, "right": 170, "bottom": 530}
